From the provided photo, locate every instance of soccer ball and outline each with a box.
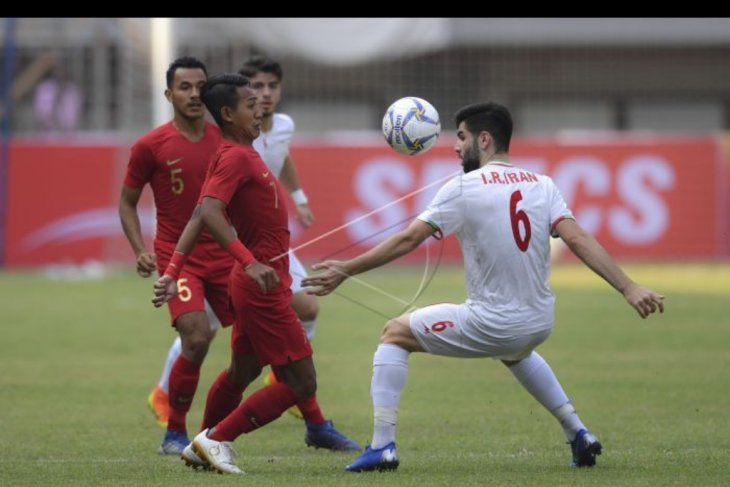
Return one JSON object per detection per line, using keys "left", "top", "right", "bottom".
{"left": 382, "top": 97, "right": 441, "bottom": 155}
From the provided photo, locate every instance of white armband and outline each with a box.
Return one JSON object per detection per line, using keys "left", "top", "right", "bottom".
{"left": 291, "top": 188, "right": 309, "bottom": 205}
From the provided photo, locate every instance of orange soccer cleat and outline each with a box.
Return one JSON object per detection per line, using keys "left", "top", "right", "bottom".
{"left": 147, "top": 385, "right": 170, "bottom": 428}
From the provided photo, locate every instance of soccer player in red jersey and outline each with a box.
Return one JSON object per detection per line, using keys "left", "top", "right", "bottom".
{"left": 152, "top": 73, "right": 357, "bottom": 474}
{"left": 119, "top": 57, "right": 233, "bottom": 455}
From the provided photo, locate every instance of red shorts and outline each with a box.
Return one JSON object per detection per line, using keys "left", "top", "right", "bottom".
{"left": 229, "top": 264, "right": 312, "bottom": 367}
{"left": 155, "top": 239, "right": 234, "bottom": 327}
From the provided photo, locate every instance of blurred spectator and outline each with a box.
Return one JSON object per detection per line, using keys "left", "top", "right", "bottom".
{"left": 33, "top": 62, "right": 82, "bottom": 132}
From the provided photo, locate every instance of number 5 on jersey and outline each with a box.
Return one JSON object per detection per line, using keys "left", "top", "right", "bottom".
{"left": 171, "top": 168, "right": 184, "bottom": 195}
{"left": 177, "top": 278, "right": 192, "bottom": 302}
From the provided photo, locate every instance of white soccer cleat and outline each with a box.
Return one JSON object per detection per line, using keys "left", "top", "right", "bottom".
{"left": 181, "top": 442, "right": 209, "bottom": 471}
{"left": 191, "top": 429, "right": 244, "bottom": 475}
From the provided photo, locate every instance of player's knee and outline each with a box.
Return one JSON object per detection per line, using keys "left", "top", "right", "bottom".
{"left": 289, "top": 376, "right": 317, "bottom": 400}
{"left": 380, "top": 317, "right": 406, "bottom": 343}
{"left": 182, "top": 338, "right": 210, "bottom": 362}
{"left": 228, "top": 361, "right": 261, "bottom": 386}
{"left": 380, "top": 316, "right": 421, "bottom": 351}
{"left": 293, "top": 293, "right": 318, "bottom": 321}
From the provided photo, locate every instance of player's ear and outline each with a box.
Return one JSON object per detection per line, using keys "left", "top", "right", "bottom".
{"left": 164, "top": 88, "right": 172, "bottom": 102}
{"left": 220, "top": 106, "right": 234, "bottom": 124}
{"left": 478, "top": 131, "right": 492, "bottom": 150}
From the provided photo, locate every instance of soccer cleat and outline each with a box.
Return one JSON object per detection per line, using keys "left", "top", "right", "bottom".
{"left": 570, "top": 429, "right": 602, "bottom": 467}
{"left": 158, "top": 430, "right": 190, "bottom": 455}
{"left": 181, "top": 442, "right": 209, "bottom": 471}
{"left": 263, "top": 370, "right": 304, "bottom": 420}
{"left": 191, "top": 429, "right": 244, "bottom": 475}
{"left": 147, "top": 385, "right": 169, "bottom": 428}
{"left": 345, "top": 442, "right": 399, "bottom": 472}
{"left": 305, "top": 420, "right": 361, "bottom": 451}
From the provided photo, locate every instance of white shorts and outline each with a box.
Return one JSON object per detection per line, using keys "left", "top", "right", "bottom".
{"left": 409, "top": 303, "right": 552, "bottom": 361}
{"left": 288, "top": 250, "right": 307, "bottom": 294}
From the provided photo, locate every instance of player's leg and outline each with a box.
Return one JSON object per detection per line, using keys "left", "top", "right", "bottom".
{"left": 263, "top": 284, "right": 316, "bottom": 420}
{"left": 193, "top": 352, "right": 302, "bottom": 475}
{"left": 200, "top": 348, "right": 262, "bottom": 431}
{"left": 158, "top": 274, "right": 215, "bottom": 455}
{"left": 191, "top": 272, "right": 307, "bottom": 473}
{"left": 147, "top": 336, "right": 180, "bottom": 428}
{"left": 346, "top": 312, "right": 424, "bottom": 472}
{"left": 502, "top": 349, "right": 602, "bottom": 467}
{"left": 279, "top": 268, "right": 359, "bottom": 450}
{"left": 263, "top": 251, "right": 317, "bottom": 386}
{"left": 149, "top": 300, "right": 218, "bottom": 428}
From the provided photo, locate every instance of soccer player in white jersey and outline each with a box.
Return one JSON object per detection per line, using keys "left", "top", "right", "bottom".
{"left": 302, "top": 102, "right": 665, "bottom": 472}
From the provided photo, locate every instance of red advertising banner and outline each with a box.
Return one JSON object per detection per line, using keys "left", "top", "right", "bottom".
{"left": 290, "top": 135, "right": 726, "bottom": 262}
{"left": 3, "top": 135, "right": 728, "bottom": 267}
{"left": 4, "top": 142, "right": 148, "bottom": 267}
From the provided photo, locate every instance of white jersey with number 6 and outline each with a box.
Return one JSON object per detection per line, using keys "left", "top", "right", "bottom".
{"left": 417, "top": 161, "right": 574, "bottom": 335}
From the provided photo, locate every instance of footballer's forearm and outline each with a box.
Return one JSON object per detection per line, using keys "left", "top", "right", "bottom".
{"left": 173, "top": 205, "right": 205, "bottom": 256}
{"left": 118, "top": 187, "right": 147, "bottom": 256}
{"left": 348, "top": 220, "right": 434, "bottom": 276}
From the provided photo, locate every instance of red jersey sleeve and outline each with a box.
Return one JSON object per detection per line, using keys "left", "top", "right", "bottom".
{"left": 124, "top": 140, "right": 156, "bottom": 189}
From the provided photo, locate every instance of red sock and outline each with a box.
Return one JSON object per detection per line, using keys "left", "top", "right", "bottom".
{"left": 270, "top": 369, "right": 325, "bottom": 424}
{"left": 200, "top": 370, "right": 245, "bottom": 432}
{"left": 167, "top": 355, "right": 201, "bottom": 433}
{"left": 209, "top": 382, "right": 297, "bottom": 442}
{"left": 297, "top": 395, "right": 326, "bottom": 425}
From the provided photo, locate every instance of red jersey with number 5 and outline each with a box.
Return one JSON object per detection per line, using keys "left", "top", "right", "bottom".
{"left": 200, "top": 140, "right": 291, "bottom": 289}
{"left": 124, "top": 121, "right": 221, "bottom": 244}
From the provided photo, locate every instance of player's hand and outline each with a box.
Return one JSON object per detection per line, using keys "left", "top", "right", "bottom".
{"left": 623, "top": 282, "right": 665, "bottom": 318}
{"left": 152, "top": 274, "right": 177, "bottom": 307}
{"left": 136, "top": 251, "right": 157, "bottom": 278}
{"left": 296, "top": 204, "right": 314, "bottom": 228}
{"left": 301, "top": 260, "right": 350, "bottom": 296}
{"left": 245, "top": 261, "right": 280, "bottom": 293}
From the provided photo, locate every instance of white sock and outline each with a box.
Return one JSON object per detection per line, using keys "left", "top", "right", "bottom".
{"left": 371, "top": 343, "right": 409, "bottom": 448}
{"left": 301, "top": 319, "right": 317, "bottom": 340}
{"left": 158, "top": 336, "right": 182, "bottom": 394}
{"left": 507, "top": 351, "right": 585, "bottom": 441}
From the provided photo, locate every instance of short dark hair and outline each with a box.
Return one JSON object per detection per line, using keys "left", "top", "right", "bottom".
{"left": 238, "top": 54, "right": 283, "bottom": 81}
{"left": 201, "top": 73, "right": 250, "bottom": 127}
{"left": 166, "top": 56, "right": 208, "bottom": 88}
{"left": 454, "top": 102, "right": 513, "bottom": 153}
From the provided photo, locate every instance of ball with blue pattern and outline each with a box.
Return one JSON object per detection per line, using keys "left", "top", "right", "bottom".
{"left": 382, "top": 97, "right": 441, "bottom": 155}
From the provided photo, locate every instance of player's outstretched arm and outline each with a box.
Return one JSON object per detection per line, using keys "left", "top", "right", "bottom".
{"left": 556, "top": 218, "right": 664, "bottom": 318}
{"left": 119, "top": 185, "right": 157, "bottom": 277}
{"left": 302, "top": 219, "right": 435, "bottom": 296}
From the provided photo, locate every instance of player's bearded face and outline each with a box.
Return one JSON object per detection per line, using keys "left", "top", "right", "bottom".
{"left": 461, "top": 139, "right": 481, "bottom": 173}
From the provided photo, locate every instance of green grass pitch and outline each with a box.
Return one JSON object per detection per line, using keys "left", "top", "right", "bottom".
{"left": 1, "top": 262, "right": 728, "bottom": 486}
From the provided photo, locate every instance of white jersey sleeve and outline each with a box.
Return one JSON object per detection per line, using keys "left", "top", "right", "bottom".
{"left": 252, "top": 113, "right": 295, "bottom": 179}
{"left": 417, "top": 176, "right": 466, "bottom": 237}
{"left": 546, "top": 177, "right": 574, "bottom": 237}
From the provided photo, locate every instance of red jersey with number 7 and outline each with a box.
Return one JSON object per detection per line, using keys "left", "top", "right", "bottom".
{"left": 199, "top": 140, "right": 291, "bottom": 289}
